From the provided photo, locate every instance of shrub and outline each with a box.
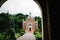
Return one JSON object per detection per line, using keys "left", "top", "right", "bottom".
{"left": 0, "top": 33, "right": 4, "bottom": 40}
{"left": 4, "top": 28, "right": 16, "bottom": 40}
{"left": 15, "top": 29, "right": 25, "bottom": 39}
{"left": 15, "top": 33, "right": 21, "bottom": 39}
{"left": 34, "top": 31, "right": 42, "bottom": 40}
{"left": 19, "top": 29, "right": 25, "bottom": 36}
{"left": 0, "top": 29, "right": 25, "bottom": 40}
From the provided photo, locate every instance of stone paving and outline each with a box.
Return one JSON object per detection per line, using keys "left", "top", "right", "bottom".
{"left": 17, "top": 32, "right": 36, "bottom": 40}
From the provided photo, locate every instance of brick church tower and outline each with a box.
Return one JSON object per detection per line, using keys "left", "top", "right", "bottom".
{"left": 22, "top": 13, "right": 38, "bottom": 32}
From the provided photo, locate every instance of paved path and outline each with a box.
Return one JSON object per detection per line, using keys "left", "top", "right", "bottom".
{"left": 17, "top": 32, "right": 36, "bottom": 40}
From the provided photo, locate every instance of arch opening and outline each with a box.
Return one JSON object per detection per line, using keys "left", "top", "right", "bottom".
{"left": 0, "top": 0, "right": 45, "bottom": 40}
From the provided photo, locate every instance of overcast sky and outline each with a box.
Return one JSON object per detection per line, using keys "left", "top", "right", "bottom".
{"left": 0, "top": 0, "right": 42, "bottom": 17}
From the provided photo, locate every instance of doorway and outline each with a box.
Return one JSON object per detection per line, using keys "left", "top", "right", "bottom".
{"left": 28, "top": 23, "right": 32, "bottom": 31}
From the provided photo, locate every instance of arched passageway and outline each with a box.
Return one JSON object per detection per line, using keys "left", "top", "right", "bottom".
{"left": 0, "top": 0, "right": 51, "bottom": 40}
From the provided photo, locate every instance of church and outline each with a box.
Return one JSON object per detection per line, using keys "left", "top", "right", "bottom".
{"left": 22, "top": 13, "right": 38, "bottom": 32}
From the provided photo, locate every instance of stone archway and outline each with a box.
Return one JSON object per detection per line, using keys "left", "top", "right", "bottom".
{"left": 0, "top": 0, "right": 51, "bottom": 40}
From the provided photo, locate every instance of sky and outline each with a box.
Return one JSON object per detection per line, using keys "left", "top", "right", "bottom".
{"left": 0, "top": 0, "right": 42, "bottom": 17}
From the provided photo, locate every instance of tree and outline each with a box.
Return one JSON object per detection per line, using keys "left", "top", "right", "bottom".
{"left": 0, "top": 13, "right": 9, "bottom": 31}
{"left": 35, "top": 16, "right": 42, "bottom": 32}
